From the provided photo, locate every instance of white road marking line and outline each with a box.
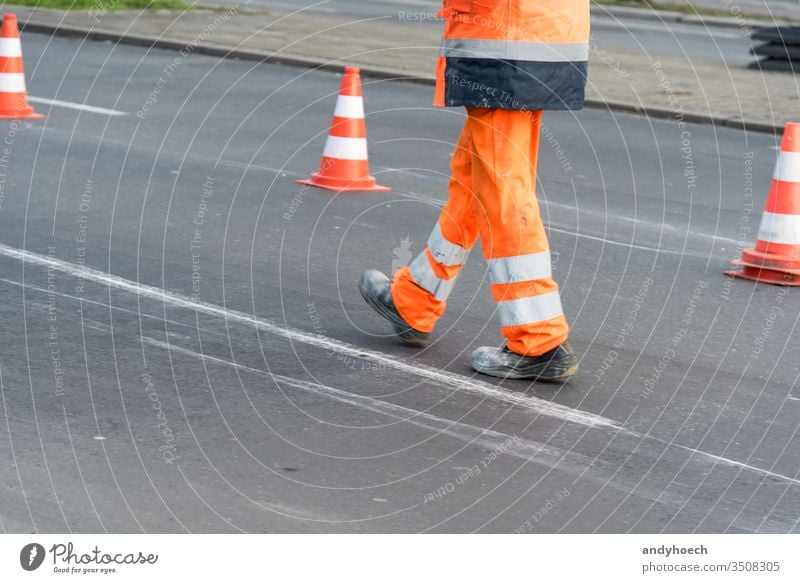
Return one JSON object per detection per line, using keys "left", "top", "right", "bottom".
{"left": 19, "top": 278, "right": 664, "bottom": 501}
{"left": 672, "top": 444, "right": 800, "bottom": 487}
{"left": 0, "top": 277, "right": 229, "bottom": 339}
{"left": 139, "top": 338, "right": 800, "bottom": 514}
{"left": 144, "top": 337, "right": 550, "bottom": 446}
{"left": 395, "top": 192, "right": 713, "bottom": 257}
{"left": 139, "top": 338, "right": 689, "bottom": 506}
{"left": 7, "top": 262, "right": 799, "bottom": 493}
{"left": 403, "top": 185, "right": 738, "bottom": 244}
{"left": 0, "top": 242, "right": 616, "bottom": 429}
{"left": 29, "top": 122, "right": 293, "bottom": 176}
{"left": 28, "top": 97, "right": 128, "bottom": 117}
{"left": 399, "top": 190, "right": 743, "bottom": 248}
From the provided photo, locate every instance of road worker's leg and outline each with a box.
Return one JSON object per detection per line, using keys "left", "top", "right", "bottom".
{"left": 467, "top": 107, "right": 570, "bottom": 356}
{"left": 390, "top": 118, "right": 480, "bottom": 333}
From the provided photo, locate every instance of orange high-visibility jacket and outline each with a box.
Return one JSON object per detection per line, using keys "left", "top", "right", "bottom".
{"left": 434, "top": 0, "right": 590, "bottom": 110}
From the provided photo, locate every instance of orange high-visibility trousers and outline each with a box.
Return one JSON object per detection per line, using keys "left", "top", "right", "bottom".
{"left": 391, "top": 107, "right": 569, "bottom": 356}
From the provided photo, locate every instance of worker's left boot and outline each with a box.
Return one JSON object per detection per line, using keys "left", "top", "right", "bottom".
{"left": 471, "top": 341, "right": 578, "bottom": 381}
{"left": 359, "top": 270, "right": 430, "bottom": 347}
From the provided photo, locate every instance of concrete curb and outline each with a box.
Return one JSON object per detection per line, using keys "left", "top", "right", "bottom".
{"left": 19, "top": 19, "right": 782, "bottom": 136}
{"left": 591, "top": 4, "right": 793, "bottom": 29}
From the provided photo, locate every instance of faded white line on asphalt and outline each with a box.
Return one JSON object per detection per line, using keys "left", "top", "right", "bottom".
{"left": 0, "top": 242, "right": 616, "bottom": 429}
{"left": 395, "top": 191, "right": 713, "bottom": 257}
{"left": 141, "top": 337, "right": 800, "bottom": 513}
{"left": 139, "top": 338, "right": 689, "bottom": 507}
{"left": 28, "top": 96, "right": 128, "bottom": 117}
{"left": 673, "top": 444, "right": 800, "bottom": 487}
{"left": 144, "top": 336, "right": 555, "bottom": 446}
{"left": 0, "top": 277, "right": 228, "bottom": 340}
{"left": 397, "top": 182, "right": 739, "bottom": 258}
{"left": 8, "top": 259, "right": 800, "bottom": 494}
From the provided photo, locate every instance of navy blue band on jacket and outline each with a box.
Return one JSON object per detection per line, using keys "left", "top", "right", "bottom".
{"left": 444, "top": 58, "right": 588, "bottom": 111}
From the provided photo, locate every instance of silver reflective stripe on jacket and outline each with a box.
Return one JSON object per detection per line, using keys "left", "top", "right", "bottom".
{"left": 440, "top": 39, "right": 589, "bottom": 62}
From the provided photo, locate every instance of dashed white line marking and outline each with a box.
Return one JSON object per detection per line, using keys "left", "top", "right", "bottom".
{"left": 28, "top": 96, "right": 128, "bottom": 117}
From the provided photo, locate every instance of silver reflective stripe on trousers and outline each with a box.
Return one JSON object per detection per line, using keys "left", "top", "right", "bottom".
{"left": 440, "top": 39, "right": 589, "bottom": 62}
{"left": 487, "top": 251, "right": 552, "bottom": 284}
{"left": 408, "top": 252, "right": 458, "bottom": 301}
{"left": 496, "top": 292, "right": 563, "bottom": 327}
{"left": 427, "top": 222, "right": 470, "bottom": 266}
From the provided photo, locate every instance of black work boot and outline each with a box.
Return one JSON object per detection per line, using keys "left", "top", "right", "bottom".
{"left": 359, "top": 270, "right": 430, "bottom": 347}
{"left": 471, "top": 341, "right": 578, "bottom": 381}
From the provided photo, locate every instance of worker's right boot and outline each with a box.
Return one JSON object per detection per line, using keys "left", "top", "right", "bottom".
{"left": 359, "top": 270, "right": 430, "bottom": 347}
{"left": 471, "top": 341, "right": 578, "bottom": 381}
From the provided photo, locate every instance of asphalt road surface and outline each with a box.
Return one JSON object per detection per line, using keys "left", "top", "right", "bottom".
{"left": 228, "top": 0, "right": 758, "bottom": 66}
{"left": 0, "top": 32, "right": 798, "bottom": 534}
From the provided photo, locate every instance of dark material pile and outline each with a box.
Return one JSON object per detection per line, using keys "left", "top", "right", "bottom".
{"left": 750, "top": 26, "right": 800, "bottom": 73}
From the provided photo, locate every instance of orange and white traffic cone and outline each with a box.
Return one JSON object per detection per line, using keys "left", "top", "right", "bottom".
{"left": 0, "top": 14, "right": 42, "bottom": 120}
{"left": 726, "top": 122, "right": 800, "bottom": 285}
{"left": 297, "top": 66, "right": 389, "bottom": 193}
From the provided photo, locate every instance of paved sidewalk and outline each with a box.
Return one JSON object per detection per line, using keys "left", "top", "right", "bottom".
{"left": 13, "top": 5, "right": 800, "bottom": 133}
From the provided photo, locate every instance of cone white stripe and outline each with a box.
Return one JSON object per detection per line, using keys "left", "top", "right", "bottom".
{"left": 0, "top": 73, "right": 26, "bottom": 93}
{"left": 488, "top": 251, "right": 552, "bottom": 284}
{"left": 427, "top": 222, "right": 469, "bottom": 266}
{"left": 0, "top": 38, "right": 22, "bottom": 58}
{"left": 774, "top": 151, "right": 800, "bottom": 183}
{"left": 496, "top": 292, "right": 563, "bottom": 327}
{"left": 333, "top": 95, "right": 365, "bottom": 119}
{"left": 408, "top": 252, "right": 457, "bottom": 301}
{"left": 757, "top": 211, "right": 800, "bottom": 246}
{"left": 322, "top": 136, "right": 368, "bottom": 160}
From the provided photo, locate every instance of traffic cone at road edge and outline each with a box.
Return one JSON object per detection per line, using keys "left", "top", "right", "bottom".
{"left": 0, "top": 14, "right": 42, "bottom": 120}
{"left": 297, "top": 66, "right": 389, "bottom": 193}
{"left": 726, "top": 122, "right": 800, "bottom": 286}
